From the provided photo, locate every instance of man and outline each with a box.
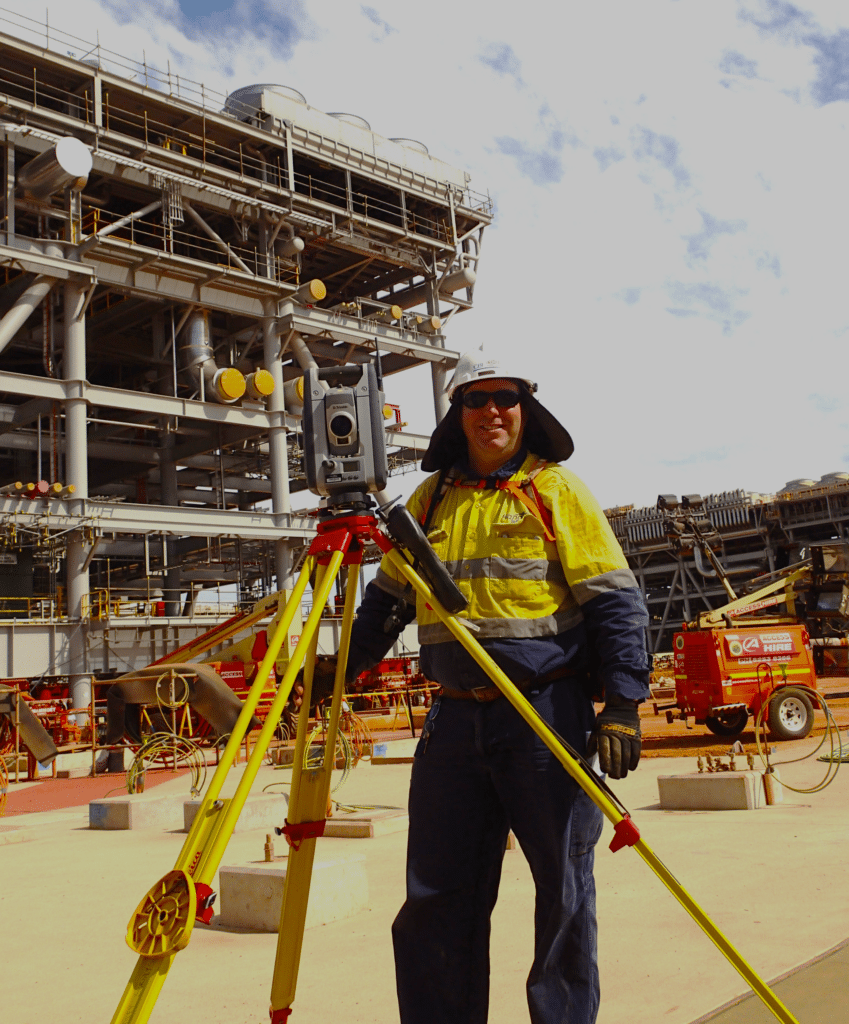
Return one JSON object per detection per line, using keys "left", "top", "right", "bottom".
{"left": 346, "top": 352, "right": 650, "bottom": 1024}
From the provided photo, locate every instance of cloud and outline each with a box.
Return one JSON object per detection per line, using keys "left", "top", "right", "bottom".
{"left": 684, "top": 210, "right": 747, "bottom": 261}
{"left": 594, "top": 146, "right": 625, "bottom": 171}
{"left": 756, "top": 251, "right": 782, "bottom": 276}
{"left": 809, "top": 393, "right": 844, "bottom": 413}
{"left": 661, "top": 446, "right": 730, "bottom": 467}
{"left": 719, "top": 49, "right": 759, "bottom": 78}
{"left": 807, "top": 28, "right": 849, "bottom": 104}
{"left": 631, "top": 126, "right": 690, "bottom": 187}
{"left": 103, "top": 0, "right": 316, "bottom": 52}
{"left": 479, "top": 42, "right": 523, "bottom": 84}
{"left": 495, "top": 136, "right": 564, "bottom": 184}
{"left": 738, "top": 0, "right": 815, "bottom": 40}
{"left": 619, "top": 287, "right": 641, "bottom": 305}
{"left": 361, "top": 6, "right": 396, "bottom": 38}
{"left": 664, "top": 281, "right": 751, "bottom": 333}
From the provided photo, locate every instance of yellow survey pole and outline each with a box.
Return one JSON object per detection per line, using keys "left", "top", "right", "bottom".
{"left": 384, "top": 548, "right": 800, "bottom": 1024}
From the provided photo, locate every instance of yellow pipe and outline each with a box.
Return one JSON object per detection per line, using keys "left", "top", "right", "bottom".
{"left": 384, "top": 548, "right": 800, "bottom": 1024}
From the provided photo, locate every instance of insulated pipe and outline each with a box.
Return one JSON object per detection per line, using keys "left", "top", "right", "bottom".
{"left": 389, "top": 267, "right": 476, "bottom": 311}
{"left": 17, "top": 137, "right": 92, "bottom": 200}
{"left": 181, "top": 310, "right": 246, "bottom": 403}
{"left": 263, "top": 314, "right": 293, "bottom": 588}
{"left": 0, "top": 276, "right": 56, "bottom": 356}
{"left": 183, "top": 202, "right": 253, "bottom": 275}
{"left": 64, "top": 279, "right": 91, "bottom": 722}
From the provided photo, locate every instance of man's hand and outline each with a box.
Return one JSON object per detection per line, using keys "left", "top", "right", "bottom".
{"left": 289, "top": 656, "right": 339, "bottom": 710}
{"left": 587, "top": 694, "right": 641, "bottom": 779}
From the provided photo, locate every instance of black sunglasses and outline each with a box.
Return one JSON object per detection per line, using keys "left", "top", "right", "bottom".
{"left": 460, "top": 388, "right": 522, "bottom": 410}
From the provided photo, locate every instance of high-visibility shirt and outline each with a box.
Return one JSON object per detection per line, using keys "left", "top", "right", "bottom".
{"left": 356, "top": 451, "right": 649, "bottom": 702}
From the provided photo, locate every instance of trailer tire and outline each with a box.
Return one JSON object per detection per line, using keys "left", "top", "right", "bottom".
{"left": 767, "top": 688, "right": 814, "bottom": 741}
{"left": 705, "top": 709, "right": 748, "bottom": 736}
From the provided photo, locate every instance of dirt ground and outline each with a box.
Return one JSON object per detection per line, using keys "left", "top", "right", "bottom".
{"left": 639, "top": 675, "right": 849, "bottom": 760}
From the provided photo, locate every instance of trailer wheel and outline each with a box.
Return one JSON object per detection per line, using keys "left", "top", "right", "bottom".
{"left": 767, "top": 688, "right": 814, "bottom": 741}
{"left": 705, "top": 709, "right": 748, "bottom": 736}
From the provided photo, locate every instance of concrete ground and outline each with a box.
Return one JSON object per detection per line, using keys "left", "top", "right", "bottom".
{"left": 2, "top": 743, "right": 847, "bottom": 1024}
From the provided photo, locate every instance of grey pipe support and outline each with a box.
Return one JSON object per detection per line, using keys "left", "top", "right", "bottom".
{"left": 263, "top": 315, "right": 293, "bottom": 587}
{"left": 64, "top": 279, "right": 91, "bottom": 721}
{"left": 183, "top": 202, "right": 252, "bottom": 275}
{"left": 0, "top": 275, "right": 55, "bottom": 355}
{"left": 77, "top": 199, "right": 162, "bottom": 254}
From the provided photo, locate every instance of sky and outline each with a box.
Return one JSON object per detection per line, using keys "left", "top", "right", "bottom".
{"left": 14, "top": 0, "right": 849, "bottom": 510}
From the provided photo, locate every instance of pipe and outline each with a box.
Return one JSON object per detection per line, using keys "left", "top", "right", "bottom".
{"left": 183, "top": 202, "right": 253, "bottom": 275}
{"left": 77, "top": 200, "right": 163, "bottom": 253}
{"left": 0, "top": 276, "right": 56, "bottom": 355}
{"left": 389, "top": 267, "right": 476, "bottom": 311}
{"left": 181, "top": 310, "right": 246, "bottom": 403}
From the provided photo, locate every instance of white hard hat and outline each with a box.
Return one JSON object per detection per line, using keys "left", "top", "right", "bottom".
{"left": 421, "top": 350, "right": 574, "bottom": 472}
{"left": 445, "top": 352, "right": 537, "bottom": 400}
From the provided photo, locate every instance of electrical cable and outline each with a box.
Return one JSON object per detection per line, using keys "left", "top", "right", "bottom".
{"left": 126, "top": 733, "right": 207, "bottom": 797}
{"left": 753, "top": 685, "right": 843, "bottom": 794}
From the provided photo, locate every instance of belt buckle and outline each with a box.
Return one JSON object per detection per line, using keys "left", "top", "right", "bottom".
{"left": 471, "top": 685, "right": 490, "bottom": 702}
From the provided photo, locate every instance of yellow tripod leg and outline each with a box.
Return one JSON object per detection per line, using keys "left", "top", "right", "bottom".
{"left": 109, "top": 553, "right": 344, "bottom": 1024}
{"left": 384, "top": 548, "right": 800, "bottom": 1024}
{"left": 269, "top": 558, "right": 361, "bottom": 1021}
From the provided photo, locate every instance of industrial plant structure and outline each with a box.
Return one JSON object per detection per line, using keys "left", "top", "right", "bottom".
{"left": 0, "top": 17, "right": 492, "bottom": 720}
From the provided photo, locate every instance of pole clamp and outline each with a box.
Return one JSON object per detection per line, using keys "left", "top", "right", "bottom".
{"left": 609, "top": 815, "right": 640, "bottom": 853}
{"left": 269, "top": 1008, "right": 292, "bottom": 1023}
{"left": 275, "top": 818, "right": 326, "bottom": 851}
{"left": 195, "top": 882, "right": 216, "bottom": 925}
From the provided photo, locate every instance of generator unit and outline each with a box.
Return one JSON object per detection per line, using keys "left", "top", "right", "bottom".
{"left": 671, "top": 622, "right": 818, "bottom": 740}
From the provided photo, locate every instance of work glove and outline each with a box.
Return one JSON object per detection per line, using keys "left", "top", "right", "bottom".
{"left": 290, "top": 656, "right": 339, "bottom": 711}
{"left": 587, "top": 694, "right": 641, "bottom": 779}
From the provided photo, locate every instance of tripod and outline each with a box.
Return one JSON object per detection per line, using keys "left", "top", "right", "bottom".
{"left": 109, "top": 502, "right": 800, "bottom": 1024}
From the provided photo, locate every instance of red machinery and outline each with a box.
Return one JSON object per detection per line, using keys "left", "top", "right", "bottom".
{"left": 654, "top": 495, "right": 849, "bottom": 740}
{"left": 671, "top": 622, "right": 818, "bottom": 739}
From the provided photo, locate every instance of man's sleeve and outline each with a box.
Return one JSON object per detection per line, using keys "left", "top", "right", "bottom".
{"left": 540, "top": 467, "right": 650, "bottom": 703}
{"left": 346, "top": 476, "right": 436, "bottom": 681}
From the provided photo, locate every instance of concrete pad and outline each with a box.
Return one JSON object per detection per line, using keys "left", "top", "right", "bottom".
{"left": 183, "top": 792, "right": 289, "bottom": 833}
{"left": 88, "top": 792, "right": 185, "bottom": 830}
{"left": 218, "top": 851, "right": 368, "bottom": 931}
{"left": 371, "top": 738, "right": 418, "bottom": 764}
{"left": 324, "top": 806, "right": 408, "bottom": 838}
{"left": 657, "top": 769, "right": 782, "bottom": 810}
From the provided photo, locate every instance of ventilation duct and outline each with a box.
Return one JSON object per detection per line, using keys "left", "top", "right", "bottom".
{"left": 18, "top": 138, "right": 92, "bottom": 201}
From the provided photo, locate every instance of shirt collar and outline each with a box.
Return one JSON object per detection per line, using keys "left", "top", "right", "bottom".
{"left": 456, "top": 446, "right": 529, "bottom": 483}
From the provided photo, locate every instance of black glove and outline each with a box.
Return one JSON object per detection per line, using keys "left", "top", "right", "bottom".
{"left": 587, "top": 694, "right": 641, "bottom": 779}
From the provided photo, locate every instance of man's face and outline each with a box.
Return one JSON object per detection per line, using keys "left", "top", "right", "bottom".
{"left": 459, "top": 378, "right": 526, "bottom": 476}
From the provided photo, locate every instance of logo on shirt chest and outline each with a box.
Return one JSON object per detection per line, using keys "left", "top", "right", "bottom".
{"left": 498, "top": 513, "right": 525, "bottom": 525}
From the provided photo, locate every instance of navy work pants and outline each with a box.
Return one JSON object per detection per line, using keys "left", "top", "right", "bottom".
{"left": 392, "top": 680, "right": 603, "bottom": 1024}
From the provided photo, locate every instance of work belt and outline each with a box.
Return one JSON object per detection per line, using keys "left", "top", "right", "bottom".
{"left": 438, "top": 667, "right": 579, "bottom": 703}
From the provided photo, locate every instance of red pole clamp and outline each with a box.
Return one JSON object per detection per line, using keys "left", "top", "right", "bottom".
{"left": 195, "top": 882, "right": 216, "bottom": 924}
{"left": 609, "top": 815, "right": 640, "bottom": 853}
{"left": 276, "top": 819, "right": 326, "bottom": 852}
{"left": 269, "top": 1008, "right": 292, "bottom": 1023}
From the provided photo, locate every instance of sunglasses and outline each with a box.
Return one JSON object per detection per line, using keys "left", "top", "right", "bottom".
{"left": 460, "top": 388, "right": 522, "bottom": 410}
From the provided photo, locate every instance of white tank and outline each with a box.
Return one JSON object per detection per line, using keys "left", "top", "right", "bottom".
{"left": 223, "top": 84, "right": 470, "bottom": 192}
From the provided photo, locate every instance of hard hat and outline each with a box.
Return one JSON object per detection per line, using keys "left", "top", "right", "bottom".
{"left": 445, "top": 352, "right": 538, "bottom": 401}
{"left": 421, "top": 350, "right": 574, "bottom": 472}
